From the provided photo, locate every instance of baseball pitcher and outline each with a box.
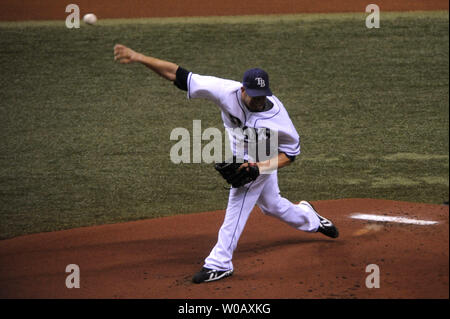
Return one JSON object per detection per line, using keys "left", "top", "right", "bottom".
{"left": 114, "top": 44, "right": 339, "bottom": 284}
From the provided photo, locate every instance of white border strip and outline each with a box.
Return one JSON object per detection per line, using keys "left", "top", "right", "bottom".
{"left": 350, "top": 213, "right": 439, "bottom": 225}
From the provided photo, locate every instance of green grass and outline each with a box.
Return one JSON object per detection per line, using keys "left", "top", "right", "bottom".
{"left": 0, "top": 12, "right": 448, "bottom": 239}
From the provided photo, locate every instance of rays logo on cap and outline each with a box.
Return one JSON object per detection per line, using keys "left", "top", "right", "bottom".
{"left": 255, "top": 77, "right": 266, "bottom": 87}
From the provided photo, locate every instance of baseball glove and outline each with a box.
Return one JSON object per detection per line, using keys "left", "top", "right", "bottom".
{"left": 215, "top": 157, "right": 260, "bottom": 188}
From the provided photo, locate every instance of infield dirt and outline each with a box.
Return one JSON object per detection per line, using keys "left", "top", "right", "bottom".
{"left": 0, "top": 199, "right": 448, "bottom": 298}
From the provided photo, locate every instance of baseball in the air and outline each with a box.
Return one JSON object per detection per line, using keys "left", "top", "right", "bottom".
{"left": 83, "top": 13, "right": 97, "bottom": 25}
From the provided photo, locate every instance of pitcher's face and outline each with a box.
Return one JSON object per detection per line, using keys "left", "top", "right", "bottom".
{"left": 241, "top": 87, "right": 267, "bottom": 112}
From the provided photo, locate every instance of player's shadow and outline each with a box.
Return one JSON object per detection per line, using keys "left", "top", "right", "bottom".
{"left": 236, "top": 236, "right": 338, "bottom": 256}
{"left": 139, "top": 233, "right": 340, "bottom": 268}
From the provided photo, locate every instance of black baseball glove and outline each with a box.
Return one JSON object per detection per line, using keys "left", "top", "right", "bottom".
{"left": 215, "top": 157, "right": 260, "bottom": 188}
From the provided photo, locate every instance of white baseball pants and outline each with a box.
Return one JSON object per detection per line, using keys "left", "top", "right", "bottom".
{"left": 204, "top": 172, "right": 321, "bottom": 271}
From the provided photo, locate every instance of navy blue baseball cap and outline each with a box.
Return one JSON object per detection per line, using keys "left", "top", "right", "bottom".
{"left": 242, "top": 68, "right": 273, "bottom": 97}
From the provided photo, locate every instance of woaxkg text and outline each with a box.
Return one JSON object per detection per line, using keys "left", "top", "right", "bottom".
{"left": 221, "top": 303, "right": 271, "bottom": 314}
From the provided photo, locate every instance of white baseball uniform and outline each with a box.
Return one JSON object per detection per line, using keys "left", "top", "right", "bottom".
{"left": 187, "top": 73, "right": 321, "bottom": 271}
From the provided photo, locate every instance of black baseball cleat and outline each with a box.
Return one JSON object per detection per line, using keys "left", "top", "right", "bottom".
{"left": 299, "top": 201, "right": 339, "bottom": 238}
{"left": 192, "top": 267, "right": 234, "bottom": 284}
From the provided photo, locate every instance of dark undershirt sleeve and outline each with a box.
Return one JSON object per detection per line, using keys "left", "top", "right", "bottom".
{"left": 284, "top": 153, "right": 296, "bottom": 162}
{"left": 173, "top": 66, "right": 190, "bottom": 91}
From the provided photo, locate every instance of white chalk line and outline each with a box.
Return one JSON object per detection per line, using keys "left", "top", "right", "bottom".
{"left": 350, "top": 213, "right": 439, "bottom": 225}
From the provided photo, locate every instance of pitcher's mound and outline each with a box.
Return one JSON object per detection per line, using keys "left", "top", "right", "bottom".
{"left": 0, "top": 198, "right": 448, "bottom": 298}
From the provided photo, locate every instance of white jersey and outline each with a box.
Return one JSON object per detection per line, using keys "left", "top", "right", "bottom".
{"left": 183, "top": 72, "right": 322, "bottom": 273}
{"left": 186, "top": 73, "right": 301, "bottom": 161}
